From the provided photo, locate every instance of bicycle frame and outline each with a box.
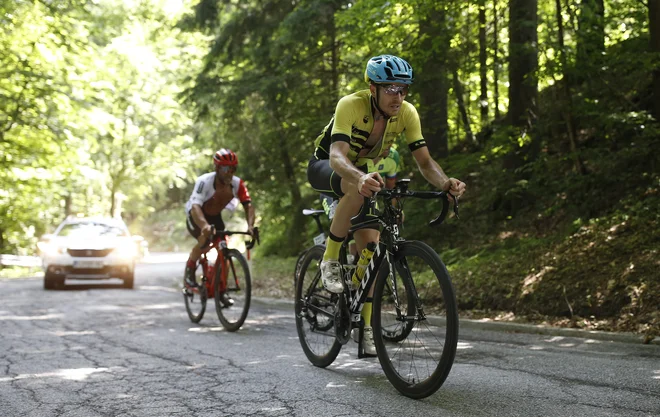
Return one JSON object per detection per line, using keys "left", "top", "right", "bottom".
{"left": 198, "top": 236, "right": 229, "bottom": 295}
{"left": 339, "top": 184, "right": 456, "bottom": 330}
{"left": 197, "top": 228, "right": 257, "bottom": 295}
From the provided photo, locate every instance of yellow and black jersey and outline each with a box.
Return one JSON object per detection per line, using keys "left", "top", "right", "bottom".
{"left": 312, "top": 90, "right": 426, "bottom": 166}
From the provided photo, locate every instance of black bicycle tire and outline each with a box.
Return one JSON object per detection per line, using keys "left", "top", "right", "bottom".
{"left": 372, "top": 240, "right": 459, "bottom": 399}
{"left": 294, "top": 248, "right": 309, "bottom": 285}
{"left": 214, "top": 249, "right": 251, "bottom": 332}
{"left": 294, "top": 245, "right": 342, "bottom": 367}
{"left": 184, "top": 263, "right": 207, "bottom": 323}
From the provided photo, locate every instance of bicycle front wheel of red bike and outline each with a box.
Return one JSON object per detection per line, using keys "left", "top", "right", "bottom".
{"left": 214, "top": 249, "right": 251, "bottom": 332}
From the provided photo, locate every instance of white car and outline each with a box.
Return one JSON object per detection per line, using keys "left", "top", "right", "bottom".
{"left": 38, "top": 216, "right": 140, "bottom": 289}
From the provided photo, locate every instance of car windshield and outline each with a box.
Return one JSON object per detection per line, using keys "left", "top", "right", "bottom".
{"left": 58, "top": 222, "right": 128, "bottom": 238}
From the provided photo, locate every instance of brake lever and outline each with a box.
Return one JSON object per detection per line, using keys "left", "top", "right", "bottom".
{"left": 448, "top": 192, "right": 460, "bottom": 220}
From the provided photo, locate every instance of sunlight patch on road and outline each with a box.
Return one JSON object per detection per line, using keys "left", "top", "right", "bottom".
{"left": 457, "top": 341, "right": 473, "bottom": 349}
{"left": 188, "top": 326, "right": 225, "bottom": 333}
{"left": 0, "top": 367, "right": 109, "bottom": 383}
{"left": 0, "top": 313, "right": 64, "bottom": 321}
{"left": 529, "top": 345, "right": 545, "bottom": 350}
{"left": 52, "top": 330, "right": 96, "bottom": 336}
{"left": 653, "top": 370, "right": 660, "bottom": 380}
{"left": 544, "top": 336, "right": 565, "bottom": 342}
{"left": 138, "top": 303, "right": 180, "bottom": 310}
{"left": 326, "top": 382, "right": 346, "bottom": 388}
{"left": 138, "top": 285, "right": 180, "bottom": 293}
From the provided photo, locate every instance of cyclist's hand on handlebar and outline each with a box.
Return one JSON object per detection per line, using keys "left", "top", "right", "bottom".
{"left": 358, "top": 172, "right": 384, "bottom": 197}
{"left": 201, "top": 224, "right": 214, "bottom": 239}
{"left": 443, "top": 178, "right": 466, "bottom": 200}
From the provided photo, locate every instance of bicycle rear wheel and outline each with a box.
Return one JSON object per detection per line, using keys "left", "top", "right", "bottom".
{"left": 372, "top": 240, "right": 458, "bottom": 399}
{"left": 183, "top": 263, "right": 207, "bottom": 323}
{"left": 294, "top": 245, "right": 342, "bottom": 367}
{"left": 215, "top": 249, "right": 251, "bottom": 332}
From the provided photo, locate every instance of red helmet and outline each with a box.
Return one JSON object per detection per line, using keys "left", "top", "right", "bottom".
{"left": 213, "top": 148, "right": 238, "bottom": 166}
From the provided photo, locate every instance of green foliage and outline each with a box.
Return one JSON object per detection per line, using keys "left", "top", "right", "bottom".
{"left": 2, "top": 0, "right": 658, "bottom": 336}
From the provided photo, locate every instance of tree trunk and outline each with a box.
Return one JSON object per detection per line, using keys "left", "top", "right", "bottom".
{"left": 650, "top": 0, "right": 660, "bottom": 120}
{"left": 506, "top": 0, "right": 539, "bottom": 169}
{"left": 419, "top": 6, "right": 450, "bottom": 158}
{"left": 328, "top": 3, "right": 339, "bottom": 103}
{"left": 453, "top": 68, "right": 476, "bottom": 144}
{"left": 64, "top": 194, "right": 72, "bottom": 217}
{"left": 493, "top": 0, "right": 500, "bottom": 120}
{"left": 556, "top": 0, "right": 586, "bottom": 175}
{"left": 508, "top": 0, "right": 538, "bottom": 129}
{"left": 479, "top": 0, "right": 488, "bottom": 124}
{"left": 576, "top": 0, "right": 605, "bottom": 76}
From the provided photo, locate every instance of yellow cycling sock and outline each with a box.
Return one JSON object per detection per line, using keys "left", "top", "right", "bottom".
{"left": 323, "top": 232, "right": 344, "bottom": 261}
{"left": 362, "top": 300, "right": 373, "bottom": 327}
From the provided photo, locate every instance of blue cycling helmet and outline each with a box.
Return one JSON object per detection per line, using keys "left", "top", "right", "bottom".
{"left": 364, "top": 55, "right": 414, "bottom": 85}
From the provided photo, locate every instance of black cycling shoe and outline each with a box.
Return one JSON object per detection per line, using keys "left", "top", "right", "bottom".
{"left": 219, "top": 293, "right": 234, "bottom": 308}
{"left": 183, "top": 266, "right": 198, "bottom": 288}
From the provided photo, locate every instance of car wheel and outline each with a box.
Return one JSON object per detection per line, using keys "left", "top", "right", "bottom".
{"left": 123, "top": 271, "right": 134, "bottom": 289}
{"left": 44, "top": 272, "right": 63, "bottom": 290}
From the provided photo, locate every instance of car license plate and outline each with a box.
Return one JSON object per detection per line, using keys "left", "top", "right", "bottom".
{"left": 73, "top": 260, "right": 104, "bottom": 269}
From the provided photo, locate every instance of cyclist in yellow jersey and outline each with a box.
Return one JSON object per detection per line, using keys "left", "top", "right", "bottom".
{"left": 307, "top": 54, "right": 466, "bottom": 356}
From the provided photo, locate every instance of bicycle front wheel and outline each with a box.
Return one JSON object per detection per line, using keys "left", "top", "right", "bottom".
{"left": 183, "top": 263, "right": 207, "bottom": 323}
{"left": 294, "top": 245, "right": 342, "bottom": 367}
{"left": 372, "top": 240, "right": 458, "bottom": 399}
{"left": 214, "top": 249, "right": 251, "bottom": 332}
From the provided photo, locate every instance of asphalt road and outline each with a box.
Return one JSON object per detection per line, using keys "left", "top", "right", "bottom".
{"left": 0, "top": 254, "right": 658, "bottom": 417}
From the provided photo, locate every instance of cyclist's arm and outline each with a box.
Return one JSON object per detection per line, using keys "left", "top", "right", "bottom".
{"left": 242, "top": 202, "right": 255, "bottom": 234}
{"left": 411, "top": 147, "right": 451, "bottom": 190}
{"left": 236, "top": 179, "right": 255, "bottom": 234}
{"left": 191, "top": 205, "right": 212, "bottom": 240}
{"left": 329, "top": 142, "right": 363, "bottom": 186}
{"left": 385, "top": 177, "right": 396, "bottom": 189}
{"left": 412, "top": 147, "right": 466, "bottom": 197}
{"left": 329, "top": 142, "right": 383, "bottom": 195}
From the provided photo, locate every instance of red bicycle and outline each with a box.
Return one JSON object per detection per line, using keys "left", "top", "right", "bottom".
{"left": 183, "top": 227, "right": 259, "bottom": 331}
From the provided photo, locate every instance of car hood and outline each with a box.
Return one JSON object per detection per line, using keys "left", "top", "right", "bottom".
{"left": 53, "top": 236, "right": 131, "bottom": 250}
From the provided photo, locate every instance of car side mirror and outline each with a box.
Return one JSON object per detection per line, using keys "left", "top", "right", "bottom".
{"left": 40, "top": 234, "right": 54, "bottom": 242}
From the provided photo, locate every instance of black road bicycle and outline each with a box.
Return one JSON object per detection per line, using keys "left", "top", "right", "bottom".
{"left": 294, "top": 179, "right": 459, "bottom": 399}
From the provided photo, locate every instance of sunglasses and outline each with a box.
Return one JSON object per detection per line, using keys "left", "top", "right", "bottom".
{"left": 218, "top": 165, "right": 235, "bottom": 173}
{"left": 380, "top": 84, "right": 409, "bottom": 96}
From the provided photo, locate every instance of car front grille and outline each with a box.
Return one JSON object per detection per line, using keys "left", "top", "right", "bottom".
{"left": 67, "top": 249, "right": 114, "bottom": 257}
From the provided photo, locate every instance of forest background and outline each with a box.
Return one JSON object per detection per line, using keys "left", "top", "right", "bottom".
{"left": 1, "top": 0, "right": 658, "bottom": 339}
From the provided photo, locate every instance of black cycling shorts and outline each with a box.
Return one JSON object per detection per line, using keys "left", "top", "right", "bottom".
{"left": 307, "top": 158, "right": 344, "bottom": 198}
{"left": 186, "top": 212, "right": 225, "bottom": 239}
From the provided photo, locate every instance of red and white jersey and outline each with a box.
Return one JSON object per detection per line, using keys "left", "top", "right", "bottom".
{"left": 185, "top": 172, "right": 251, "bottom": 216}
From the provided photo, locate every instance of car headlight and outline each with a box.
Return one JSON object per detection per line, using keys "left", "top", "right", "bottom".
{"left": 38, "top": 242, "right": 67, "bottom": 256}
{"left": 114, "top": 245, "right": 137, "bottom": 260}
